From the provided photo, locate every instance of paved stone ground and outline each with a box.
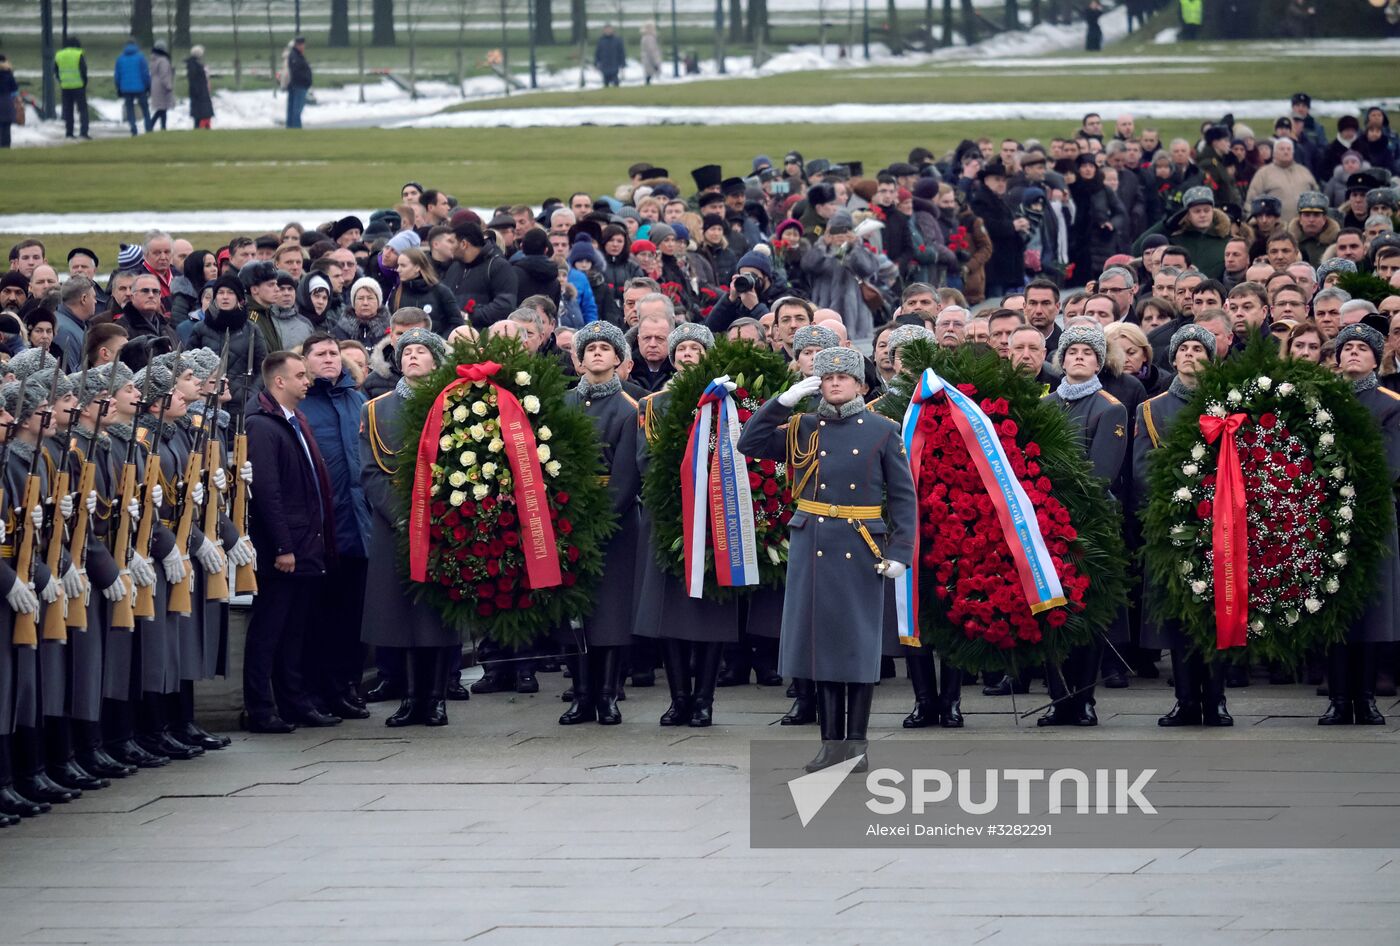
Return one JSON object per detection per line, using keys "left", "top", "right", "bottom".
{"left": 1, "top": 669, "right": 1398, "bottom": 946}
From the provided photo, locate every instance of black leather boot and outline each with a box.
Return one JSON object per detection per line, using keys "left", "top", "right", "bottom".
{"left": 845, "top": 683, "right": 874, "bottom": 773}
{"left": 689, "top": 642, "right": 723, "bottom": 728}
{"left": 75, "top": 721, "right": 135, "bottom": 779}
{"left": 1354, "top": 644, "right": 1386, "bottom": 725}
{"left": 659, "top": 638, "right": 691, "bottom": 726}
{"left": 559, "top": 651, "right": 596, "bottom": 725}
{"left": 901, "top": 652, "right": 938, "bottom": 729}
{"left": 470, "top": 668, "right": 514, "bottom": 694}
{"left": 1039, "top": 658, "right": 1077, "bottom": 727}
{"left": 0, "top": 736, "right": 50, "bottom": 817}
{"left": 423, "top": 648, "right": 450, "bottom": 727}
{"left": 46, "top": 717, "right": 108, "bottom": 791}
{"left": 1202, "top": 661, "right": 1233, "bottom": 726}
{"left": 385, "top": 649, "right": 422, "bottom": 727}
{"left": 752, "top": 638, "right": 783, "bottom": 686}
{"left": 175, "top": 683, "right": 230, "bottom": 750}
{"left": 628, "top": 639, "right": 657, "bottom": 688}
{"left": 15, "top": 728, "right": 78, "bottom": 803}
{"left": 1319, "top": 644, "right": 1353, "bottom": 725}
{"left": 715, "top": 641, "right": 750, "bottom": 687}
{"left": 805, "top": 683, "right": 847, "bottom": 772}
{"left": 939, "top": 660, "right": 964, "bottom": 728}
{"left": 596, "top": 647, "right": 623, "bottom": 725}
{"left": 514, "top": 666, "right": 539, "bottom": 694}
{"left": 137, "top": 693, "right": 201, "bottom": 760}
{"left": 1159, "top": 647, "right": 1200, "bottom": 726}
{"left": 780, "top": 677, "right": 817, "bottom": 725}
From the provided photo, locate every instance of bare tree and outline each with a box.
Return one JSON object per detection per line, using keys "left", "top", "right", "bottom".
{"left": 175, "top": 0, "right": 192, "bottom": 47}
{"left": 960, "top": 0, "right": 979, "bottom": 44}
{"left": 229, "top": 0, "right": 244, "bottom": 90}
{"left": 747, "top": 0, "right": 769, "bottom": 43}
{"left": 131, "top": 0, "right": 155, "bottom": 45}
{"left": 456, "top": 0, "right": 470, "bottom": 95}
{"left": 373, "top": 0, "right": 396, "bottom": 46}
{"left": 264, "top": 1, "right": 278, "bottom": 90}
{"left": 406, "top": 0, "right": 418, "bottom": 98}
{"left": 941, "top": 0, "right": 953, "bottom": 46}
{"left": 535, "top": 0, "right": 555, "bottom": 45}
{"left": 729, "top": 0, "right": 744, "bottom": 43}
{"left": 330, "top": 0, "right": 351, "bottom": 46}
{"left": 571, "top": 0, "right": 587, "bottom": 46}
{"left": 1004, "top": 0, "right": 1019, "bottom": 30}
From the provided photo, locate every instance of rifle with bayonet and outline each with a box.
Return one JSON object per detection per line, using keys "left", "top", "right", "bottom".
{"left": 66, "top": 360, "right": 116, "bottom": 631}
{"left": 14, "top": 368, "right": 62, "bottom": 647}
{"left": 200, "top": 336, "right": 232, "bottom": 602}
{"left": 39, "top": 360, "right": 88, "bottom": 641}
{"left": 109, "top": 362, "right": 149, "bottom": 630}
{"left": 133, "top": 344, "right": 182, "bottom": 620}
{"left": 169, "top": 340, "right": 230, "bottom": 614}
{"left": 231, "top": 330, "right": 257, "bottom": 595}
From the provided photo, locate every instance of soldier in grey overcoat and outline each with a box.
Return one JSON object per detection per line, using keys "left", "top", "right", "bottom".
{"left": 360, "top": 328, "right": 460, "bottom": 728}
{"left": 1322, "top": 324, "right": 1400, "bottom": 726}
{"left": 635, "top": 323, "right": 740, "bottom": 728}
{"left": 1135, "top": 325, "right": 1234, "bottom": 727}
{"left": 560, "top": 321, "right": 640, "bottom": 727}
{"left": 1040, "top": 324, "right": 1127, "bottom": 727}
{"left": 738, "top": 347, "right": 917, "bottom": 773}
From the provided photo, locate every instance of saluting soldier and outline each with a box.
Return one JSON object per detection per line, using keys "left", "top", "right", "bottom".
{"left": 1040, "top": 324, "right": 1127, "bottom": 727}
{"left": 1322, "top": 324, "right": 1400, "bottom": 726}
{"left": 635, "top": 323, "right": 739, "bottom": 727}
{"left": 359, "top": 329, "right": 460, "bottom": 728}
{"left": 738, "top": 347, "right": 917, "bottom": 773}
{"left": 561, "top": 321, "right": 640, "bottom": 727}
{"left": 1135, "top": 325, "right": 1234, "bottom": 727}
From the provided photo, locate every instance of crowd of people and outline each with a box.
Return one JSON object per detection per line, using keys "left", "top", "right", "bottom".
{"left": 1, "top": 92, "right": 1400, "bottom": 816}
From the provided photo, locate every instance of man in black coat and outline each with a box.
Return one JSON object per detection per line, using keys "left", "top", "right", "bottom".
{"left": 243, "top": 351, "right": 339, "bottom": 733}
{"left": 444, "top": 221, "right": 518, "bottom": 330}
{"left": 285, "top": 37, "right": 312, "bottom": 129}
{"left": 970, "top": 160, "right": 1025, "bottom": 299}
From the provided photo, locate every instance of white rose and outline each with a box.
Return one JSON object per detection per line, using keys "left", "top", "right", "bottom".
{"left": 545, "top": 460, "right": 561, "bottom": 477}
{"left": 472, "top": 484, "right": 490, "bottom": 500}
{"left": 1174, "top": 487, "right": 1193, "bottom": 502}
{"left": 1305, "top": 598, "right": 1322, "bottom": 613}
{"left": 1257, "top": 376, "right": 1272, "bottom": 390}
{"left": 452, "top": 405, "right": 468, "bottom": 423}
{"left": 1207, "top": 403, "right": 1227, "bottom": 417}
{"left": 449, "top": 489, "right": 467, "bottom": 507}
{"left": 1190, "top": 580, "right": 1207, "bottom": 595}
{"left": 1226, "top": 389, "right": 1242, "bottom": 404}
{"left": 488, "top": 438, "right": 504, "bottom": 453}
{"left": 460, "top": 451, "right": 476, "bottom": 466}
{"left": 1285, "top": 610, "right": 1300, "bottom": 625}
{"left": 1326, "top": 578, "right": 1340, "bottom": 594}
{"left": 1340, "top": 484, "right": 1355, "bottom": 499}
{"left": 1339, "top": 506, "right": 1353, "bottom": 521}
{"left": 481, "top": 462, "right": 497, "bottom": 478}
{"left": 767, "top": 546, "right": 781, "bottom": 565}
{"left": 439, "top": 435, "right": 453, "bottom": 451}
{"left": 470, "top": 423, "right": 487, "bottom": 441}
{"left": 537, "top": 426, "right": 552, "bottom": 442}
{"left": 1315, "top": 409, "right": 1331, "bottom": 424}
{"left": 1250, "top": 618, "right": 1264, "bottom": 632}
{"left": 1319, "top": 432, "right": 1334, "bottom": 447}
{"left": 1333, "top": 466, "right": 1346, "bottom": 481}
{"left": 448, "top": 471, "right": 467, "bottom": 488}
{"left": 1190, "top": 444, "right": 1206, "bottom": 461}
{"left": 523, "top": 395, "right": 541, "bottom": 414}
{"left": 1333, "top": 551, "right": 1348, "bottom": 566}
{"left": 1277, "top": 382, "right": 1294, "bottom": 397}
{"left": 1182, "top": 463, "right": 1199, "bottom": 477}
{"left": 537, "top": 444, "right": 551, "bottom": 462}
{"left": 515, "top": 371, "right": 531, "bottom": 386}
{"left": 1339, "top": 531, "right": 1350, "bottom": 546}
{"left": 1179, "top": 560, "right": 1193, "bottom": 575}
{"left": 472, "top": 400, "right": 489, "bottom": 417}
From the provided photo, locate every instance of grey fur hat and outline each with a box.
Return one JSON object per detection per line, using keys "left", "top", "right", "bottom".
{"left": 185, "top": 347, "right": 222, "bottom": 381}
{"left": 886, "top": 323, "right": 935, "bottom": 353}
{"left": 667, "top": 322, "right": 714, "bottom": 360}
{"left": 1056, "top": 323, "right": 1107, "bottom": 369}
{"left": 29, "top": 367, "right": 74, "bottom": 402}
{"left": 813, "top": 346, "right": 863, "bottom": 378}
{"left": 1317, "top": 257, "right": 1357, "bottom": 279}
{"left": 73, "top": 362, "right": 135, "bottom": 409}
{"left": 793, "top": 324, "right": 840, "bottom": 353}
{"left": 1334, "top": 323, "right": 1384, "bottom": 364}
{"left": 1168, "top": 324, "right": 1218, "bottom": 363}
{"left": 7, "top": 347, "right": 59, "bottom": 383}
{"left": 133, "top": 361, "right": 177, "bottom": 401}
{"left": 394, "top": 327, "right": 449, "bottom": 370}
{"left": 1, "top": 377, "right": 51, "bottom": 423}
{"left": 572, "top": 320, "right": 629, "bottom": 361}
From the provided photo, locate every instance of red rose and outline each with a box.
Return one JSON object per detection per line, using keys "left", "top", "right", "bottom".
{"left": 452, "top": 525, "right": 468, "bottom": 542}
{"left": 476, "top": 581, "right": 494, "bottom": 597}
{"left": 735, "top": 388, "right": 750, "bottom": 400}
{"left": 462, "top": 501, "right": 476, "bottom": 516}
{"left": 448, "top": 588, "right": 463, "bottom": 601}
{"left": 486, "top": 560, "right": 500, "bottom": 576}
{"left": 748, "top": 472, "right": 762, "bottom": 489}
{"left": 482, "top": 496, "right": 496, "bottom": 510}
{"left": 567, "top": 545, "right": 580, "bottom": 562}
{"left": 738, "top": 409, "right": 753, "bottom": 422}
{"left": 494, "top": 593, "right": 513, "bottom": 610}
{"left": 759, "top": 459, "right": 777, "bottom": 475}
{"left": 1259, "top": 413, "right": 1277, "bottom": 429}
{"left": 1196, "top": 500, "right": 1213, "bottom": 519}
{"left": 444, "top": 510, "right": 461, "bottom": 527}
{"left": 498, "top": 511, "right": 516, "bottom": 526}
{"left": 762, "top": 478, "right": 779, "bottom": 496}
{"left": 471, "top": 541, "right": 489, "bottom": 557}
{"left": 558, "top": 518, "right": 573, "bottom": 535}
{"left": 496, "top": 575, "right": 513, "bottom": 591}
{"left": 503, "top": 532, "right": 520, "bottom": 548}
{"left": 431, "top": 501, "right": 447, "bottom": 517}
{"left": 556, "top": 491, "right": 570, "bottom": 505}
{"left": 489, "top": 540, "right": 505, "bottom": 557}
{"left": 477, "top": 601, "right": 495, "bottom": 617}
{"left": 999, "top": 419, "right": 1019, "bottom": 438}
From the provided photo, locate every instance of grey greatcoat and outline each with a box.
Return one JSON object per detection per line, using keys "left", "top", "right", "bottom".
{"left": 565, "top": 383, "right": 641, "bottom": 647}
{"left": 137, "top": 418, "right": 188, "bottom": 696}
{"left": 1349, "top": 384, "right": 1400, "bottom": 644}
{"left": 737, "top": 399, "right": 917, "bottom": 683}
{"left": 359, "top": 390, "right": 458, "bottom": 649}
{"left": 633, "top": 389, "right": 739, "bottom": 643}
{"left": 173, "top": 413, "right": 239, "bottom": 682}
{"left": 4, "top": 444, "right": 58, "bottom": 729}
{"left": 67, "top": 428, "right": 123, "bottom": 722}
{"left": 1132, "top": 386, "right": 1194, "bottom": 651}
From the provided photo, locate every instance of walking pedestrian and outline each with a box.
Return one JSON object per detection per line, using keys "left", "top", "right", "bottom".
{"left": 112, "top": 38, "right": 151, "bottom": 136}
{"left": 284, "top": 37, "right": 313, "bottom": 130}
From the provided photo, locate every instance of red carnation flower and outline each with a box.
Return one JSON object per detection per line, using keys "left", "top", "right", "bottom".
{"left": 999, "top": 419, "right": 1019, "bottom": 438}
{"left": 759, "top": 459, "right": 777, "bottom": 475}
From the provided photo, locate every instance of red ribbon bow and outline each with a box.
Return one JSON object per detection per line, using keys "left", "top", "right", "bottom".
{"left": 410, "top": 362, "right": 562, "bottom": 592}
{"left": 1200, "top": 413, "right": 1249, "bottom": 650}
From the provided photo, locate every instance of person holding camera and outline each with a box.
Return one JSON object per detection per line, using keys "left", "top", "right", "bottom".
{"left": 801, "top": 212, "right": 881, "bottom": 348}
{"left": 703, "top": 248, "right": 781, "bottom": 334}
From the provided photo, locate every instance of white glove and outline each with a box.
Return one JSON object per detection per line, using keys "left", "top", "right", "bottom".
{"left": 126, "top": 498, "right": 141, "bottom": 524}
{"left": 161, "top": 547, "right": 186, "bottom": 584}
{"left": 0, "top": 515, "right": 7, "bottom": 545}
{"left": 192, "top": 482, "right": 205, "bottom": 507}
{"left": 59, "top": 493, "right": 74, "bottom": 520}
{"left": 239, "top": 461, "right": 253, "bottom": 485}
{"left": 129, "top": 553, "right": 156, "bottom": 588}
{"left": 193, "top": 534, "right": 225, "bottom": 573}
{"left": 151, "top": 484, "right": 163, "bottom": 510}
{"left": 713, "top": 374, "right": 738, "bottom": 393}
{"left": 85, "top": 490, "right": 97, "bottom": 516}
{"left": 103, "top": 575, "right": 129, "bottom": 603}
{"left": 227, "top": 534, "right": 256, "bottom": 567}
{"left": 61, "top": 563, "right": 84, "bottom": 599}
{"left": 6, "top": 575, "right": 38, "bottom": 614}
{"left": 878, "top": 560, "right": 907, "bottom": 580}
{"left": 777, "top": 375, "right": 822, "bottom": 408}
{"left": 37, "top": 576, "right": 59, "bottom": 604}
{"left": 212, "top": 468, "right": 227, "bottom": 492}
{"left": 30, "top": 504, "right": 44, "bottom": 532}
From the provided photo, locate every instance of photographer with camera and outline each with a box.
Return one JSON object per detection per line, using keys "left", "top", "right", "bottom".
{"left": 703, "top": 248, "right": 782, "bottom": 335}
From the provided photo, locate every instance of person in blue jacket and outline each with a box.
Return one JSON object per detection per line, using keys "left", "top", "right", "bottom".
{"left": 113, "top": 39, "right": 151, "bottom": 136}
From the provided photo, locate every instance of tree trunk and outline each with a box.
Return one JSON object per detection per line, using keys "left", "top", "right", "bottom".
{"left": 229, "top": 0, "right": 243, "bottom": 90}
{"left": 960, "top": 0, "right": 978, "bottom": 44}
{"left": 372, "top": 0, "right": 396, "bottom": 46}
{"left": 456, "top": 0, "right": 468, "bottom": 94}
{"left": 1004, "top": 0, "right": 1018, "bottom": 30}
{"left": 1030, "top": 0, "right": 1041, "bottom": 26}
{"left": 941, "top": 0, "right": 953, "bottom": 46}
{"left": 264, "top": 2, "right": 278, "bottom": 90}
{"left": 570, "top": 0, "right": 587, "bottom": 46}
{"left": 535, "top": 0, "right": 555, "bottom": 45}
{"left": 329, "top": 0, "right": 351, "bottom": 46}
{"left": 729, "top": 0, "right": 744, "bottom": 42}
{"left": 746, "top": 0, "right": 769, "bottom": 42}
{"left": 131, "top": 0, "right": 155, "bottom": 45}
{"left": 175, "top": 0, "right": 193, "bottom": 47}
{"left": 887, "top": 0, "right": 900, "bottom": 37}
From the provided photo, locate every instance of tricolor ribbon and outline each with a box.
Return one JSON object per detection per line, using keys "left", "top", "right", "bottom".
{"left": 410, "top": 362, "right": 562, "bottom": 592}
{"left": 1200, "top": 413, "right": 1249, "bottom": 650}
{"left": 680, "top": 380, "right": 760, "bottom": 598}
{"left": 897, "top": 368, "right": 1068, "bottom": 644}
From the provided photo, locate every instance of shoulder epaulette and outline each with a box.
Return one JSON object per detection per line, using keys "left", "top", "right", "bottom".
{"left": 619, "top": 391, "right": 639, "bottom": 409}
{"left": 1097, "top": 389, "right": 1122, "bottom": 406}
{"left": 1379, "top": 387, "right": 1400, "bottom": 401}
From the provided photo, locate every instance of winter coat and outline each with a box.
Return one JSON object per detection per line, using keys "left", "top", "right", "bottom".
{"left": 1133, "top": 206, "right": 1232, "bottom": 280}
{"left": 118, "top": 300, "right": 179, "bottom": 351}
{"left": 390, "top": 275, "right": 462, "bottom": 335}
{"left": 958, "top": 205, "right": 995, "bottom": 305}
{"left": 189, "top": 303, "right": 268, "bottom": 405}
{"left": 168, "top": 275, "right": 201, "bottom": 325}
{"left": 245, "top": 390, "right": 337, "bottom": 576}
{"left": 186, "top": 56, "right": 213, "bottom": 121}
{"left": 601, "top": 251, "right": 640, "bottom": 325}
{"left": 442, "top": 243, "right": 518, "bottom": 329}
{"left": 113, "top": 42, "right": 150, "bottom": 95}
{"left": 800, "top": 238, "right": 880, "bottom": 344}
{"left": 511, "top": 255, "right": 561, "bottom": 307}
{"left": 1069, "top": 176, "right": 1127, "bottom": 281}
{"left": 1194, "top": 146, "right": 1240, "bottom": 209}
{"left": 566, "top": 268, "right": 598, "bottom": 325}
{"left": 300, "top": 369, "right": 371, "bottom": 560}
{"left": 970, "top": 184, "right": 1022, "bottom": 294}
{"left": 329, "top": 306, "right": 391, "bottom": 347}
{"left": 1245, "top": 161, "right": 1319, "bottom": 221}
{"left": 0, "top": 68, "right": 17, "bottom": 124}
{"left": 266, "top": 305, "right": 315, "bottom": 353}
{"left": 149, "top": 49, "right": 175, "bottom": 111}
{"left": 1347, "top": 384, "right": 1400, "bottom": 643}
{"left": 641, "top": 32, "right": 663, "bottom": 80}
{"left": 361, "top": 336, "right": 399, "bottom": 400}
{"left": 1286, "top": 215, "right": 1341, "bottom": 267}
{"left": 697, "top": 241, "right": 739, "bottom": 287}
{"left": 594, "top": 33, "right": 627, "bottom": 76}
{"left": 287, "top": 46, "right": 313, "bottom": 89}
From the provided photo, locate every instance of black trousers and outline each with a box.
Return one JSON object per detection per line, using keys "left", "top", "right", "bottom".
{"left": 307, "top": 555, "right": 367, "bottom": 702}
{"left": 62, "top": 88, "right": 89, "bottom": 136}
{"left": 244, "top": 570, "right": 321, "bottom": 720}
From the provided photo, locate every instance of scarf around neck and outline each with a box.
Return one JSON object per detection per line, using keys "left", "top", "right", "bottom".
{"left": 1352, "top": 372, "right": 1379, "bottom": 394}
{"left": 1056, "top": 374, "right": 1103, "bottom": 402}
{"left": 816, "top": 397, "right": 867, "bottom": 420}
{"left": 575, "top": 375, "right": 622, "bottom": 400}
{"left": 1168, "top": 375, "right": 1197, "bottom": 401}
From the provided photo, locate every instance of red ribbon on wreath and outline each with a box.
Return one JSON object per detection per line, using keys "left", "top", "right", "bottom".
{"left": 410, "top": 362, "right": 562, "bottom": 591}
{"left": 1200, "top": 413, "right": 1249, "bottom": 650}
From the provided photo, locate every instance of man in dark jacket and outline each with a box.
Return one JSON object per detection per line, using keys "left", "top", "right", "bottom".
{"left": 511, "top": 229, "right": 562, "bottom": 306}
{"left": 298, "top": 334, "right": 372, "bottom": 720}
{"left": 444, "top": 221, "right": 518, "bottom": 329}
{"left": 285, "top": 37, "right": 312, "bottom": 129}
{"left": 121, "top": 272, "right": 180, "bottom": 351}
{"left": 970, "top": 160, "right": 1024, "bottom": 298}
{"left": 594, "top": 25, "right": 626, "bottom": 87}
{"left": 243, "top": 351, "right": 339, "bottom": 733}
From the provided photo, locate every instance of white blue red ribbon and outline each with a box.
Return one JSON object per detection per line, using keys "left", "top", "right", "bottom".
{"left": 897, "top": 368, "right": 1067, "bottom": 643}
{"left": 680, "top": 380, "right": 761, "bottom": 598}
